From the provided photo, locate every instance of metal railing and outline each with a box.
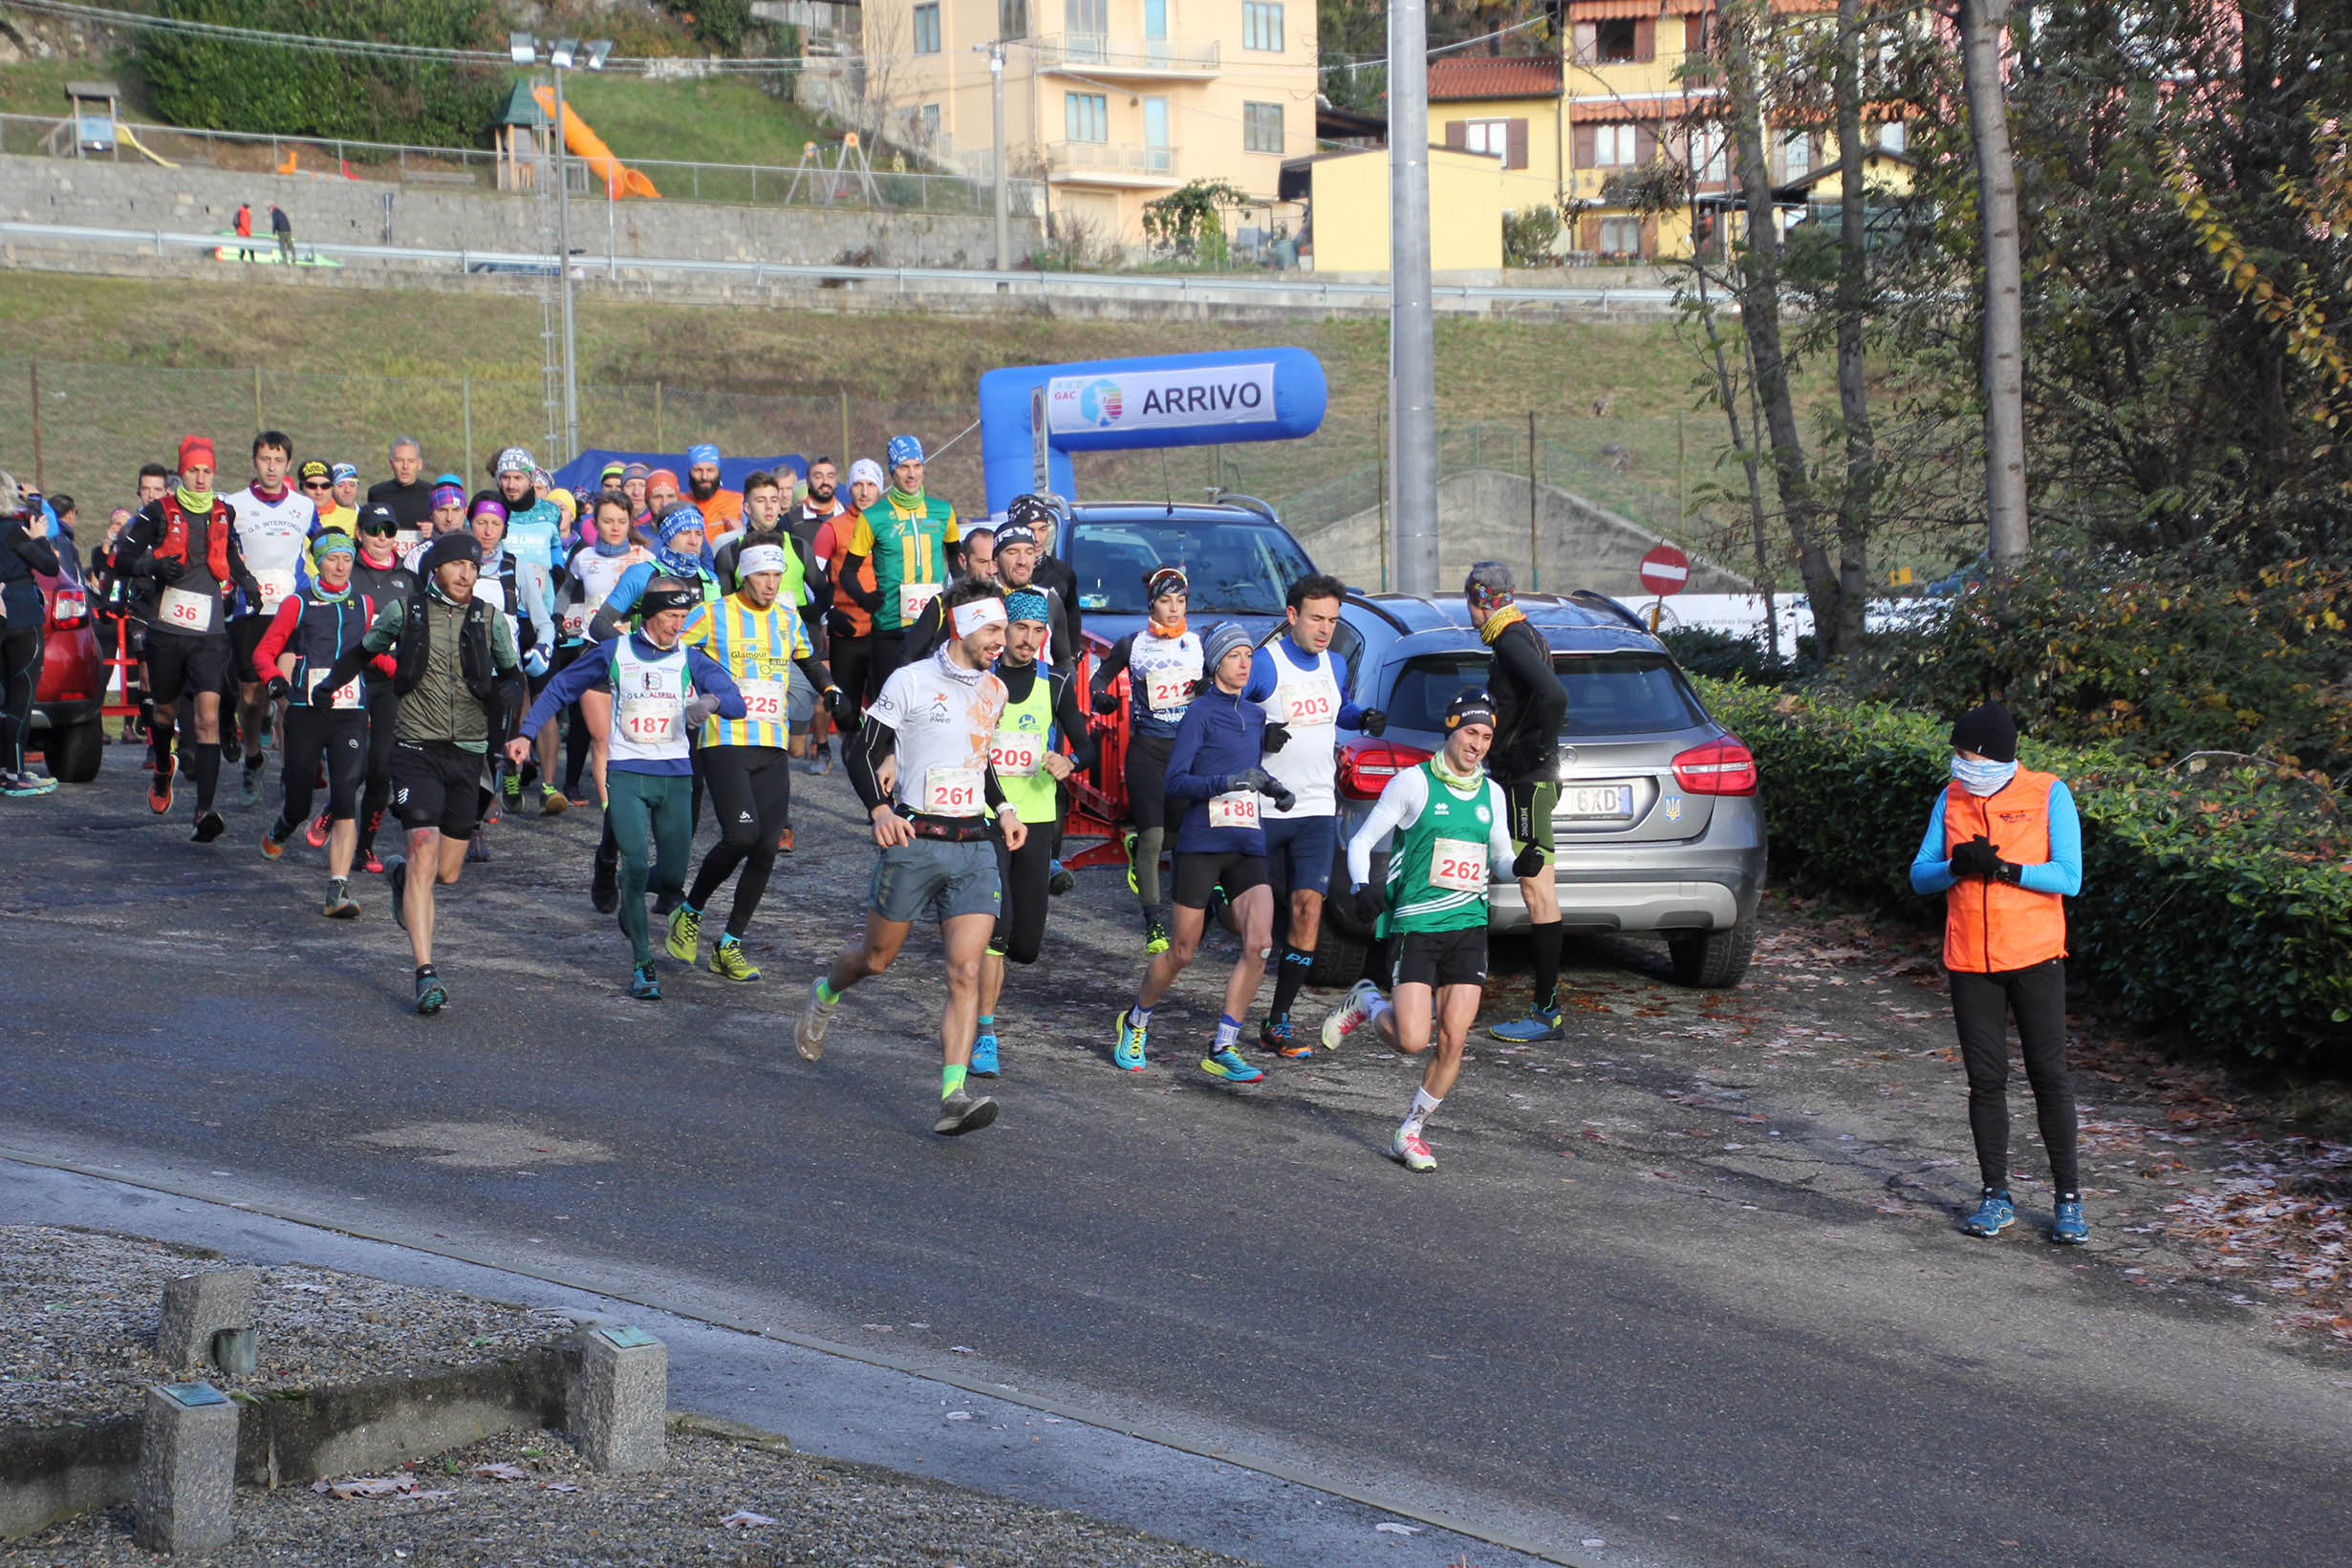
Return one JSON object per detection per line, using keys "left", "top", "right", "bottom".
{"left": 1031, "top": 32, "right": 1222, "bottom": 73}
{"left": 1044, "top": 140, "right": 1178, "bottom": 179}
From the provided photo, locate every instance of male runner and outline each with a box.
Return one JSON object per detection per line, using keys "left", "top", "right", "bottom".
{"left": 300, "top": 461, "right": 353, "bottom": 535}
{"left": 552, "top": 492, "right": 652, "bottom": 807}
{"left": 255, "top": 530, "right": 396, "bottom": 916}
{"left": 1089, "top": 567, "right": 1201, "bottom": 953}
{"left": 469, "top": 495, "right": 557, "bottom": 833}
{"left": 1024, "top": 505, "right": 1084, "bottom": 653}
{"left": 514, "top": 580, "right": 744, "bottom": 999}
{"left": 785, "top": 455, "right": 851, "bottom": 770}
{"left": 312, "top": 531, "right": 525, "bottom": 1013}
{"left": 712, "top": 473, "right": 825, "bottom": 763}
{"left": 1322, "top": 691, "right": 1543, "bottom": 1171}
{"left": 838, "top": 435, "right": 958, "bottom": 698}
{"left": 1465, "top": 561, "right": 1572, "bottom": 1042}
{"left": 900, "top": 524, "right": 1004, "bottom": 658}
{"left": 1111, "top": 621, "right": 1294, "bottom": 1083}
{"left": 114, "top": 435, "right": 256, "bottom": 840}
{"left": 818, "top": 459, "right": 884, "bottom": 713}
{"left": 346, "top": 504, "right": 416, "bottom": 872}
{"left": 1244, "top": 573, "right": 1387, "bottom": 1057}
{"left": 797, "top": 578, "right": 1022, "bottom": 1136}
{"left": 226, "top": 429, "right": 321, "bottom": 806}
{"left": 663, "top": 540, "right": 842, "bottom": 980}
{"left": 684, "top": 442, "right": 744, "bottom": 538}
{"left": 403, "top": 480, "right": 469, "bottom": 570}
{"left": 368, "top": 438, "right": 433, "bottom": 529}
{"left": 329, "top": 463, "right": 362, "bottom": 531}
{"left": 971, "top": 588, "right": 1096, "bottom": 1077}
{"left": 621, "top": 463, "right": 652, "bottom": 528}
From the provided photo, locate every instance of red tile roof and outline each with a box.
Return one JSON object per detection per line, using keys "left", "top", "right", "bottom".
{"left": 1427, "top": 55, "right": 1563, "bottom": 102}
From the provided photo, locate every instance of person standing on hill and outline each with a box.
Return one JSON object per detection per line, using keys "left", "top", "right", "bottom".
{"left": 270, "top": 203, "right": 295, "bottom": 264}
{"left": 233, "top": 203, "right": 254, "bottom": 262}
{"left": 1909, "top": 701, "right": 2088, "bottom": 1247}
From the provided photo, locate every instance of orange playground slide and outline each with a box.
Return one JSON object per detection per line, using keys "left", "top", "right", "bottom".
{"left": 530, "top": 85, "right": 660, "bottom": 199}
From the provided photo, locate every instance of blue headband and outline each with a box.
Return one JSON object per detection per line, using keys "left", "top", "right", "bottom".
{"left": 658, "top": 505, "right": 706, "bottom": 544}
{"left": 686, "top": 442, "right": 721, "bottom": 469}
{"left": 1003, "top": 589, "right": 1050, "bottom": 625}
{"left": 887, "top": 434, "right": 924, "bottom": 468}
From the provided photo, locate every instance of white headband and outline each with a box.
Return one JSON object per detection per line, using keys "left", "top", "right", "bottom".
{"left": 736, "top": 544, "right": 788, "bottom": 577}
{"left": 951, "top": 598, "right": 1008, "bottom": 638}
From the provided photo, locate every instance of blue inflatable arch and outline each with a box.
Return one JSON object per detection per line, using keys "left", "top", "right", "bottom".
{"left": 977, "top": 348, "right": 1327, "bottom": 516}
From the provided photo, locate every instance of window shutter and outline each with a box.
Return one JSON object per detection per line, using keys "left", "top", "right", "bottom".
{"left": 1634, "top": 121, "right": 1657, "bottom": 163}
{"left": 1633, "top": 19, "right": 1655, "bottom": 62}
{"left": 1506, "top": 118, "right": 1528, "bottom": 170}
{"left": 1572, "top": 123, "right": 1595, "bottom": 168}
{"left": 1580, "top": 215, "right": 1601, "bottom": 251}
{"left": 1572, "top": 22, "right": 1597, "bottom": 64}
{"left": 1640, "top": 216, "right": 1658, "bottom": 256}
{"left": 1445, "top": 120, "right": 1467, "bottom": 150}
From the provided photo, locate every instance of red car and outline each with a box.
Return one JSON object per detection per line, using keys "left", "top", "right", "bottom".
{"left": 31, "top": 555, "right": 105, "bottom": 783}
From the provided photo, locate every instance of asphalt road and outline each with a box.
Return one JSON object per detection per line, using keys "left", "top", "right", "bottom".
{"left": 4, "top": 762, "right": 2345, "bottom": 1567}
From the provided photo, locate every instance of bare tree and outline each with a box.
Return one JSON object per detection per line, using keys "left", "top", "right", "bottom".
{"left": 1828, "top": 0, "right": 1877, "bottom": 636}
{"left": 1959, "top": 0, "right": 2027, "bottom": 568}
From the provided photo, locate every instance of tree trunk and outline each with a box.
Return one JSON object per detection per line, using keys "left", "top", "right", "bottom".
{"left": 1960, "top": 0, "right": 2028, "bottom": 569}
{"left": 1724, "top": 4, "right": 1841, "bottom": 654}
{"left": 1829, "top": 0, "right": 1874, "bottom": 652}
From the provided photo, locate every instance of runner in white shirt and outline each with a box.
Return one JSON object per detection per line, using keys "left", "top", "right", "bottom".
{"left": 797, "top": 578, "right": 1025, "bottom": 1137}
{"left": 225, "top": 429, "right": 320, "bottom": 805}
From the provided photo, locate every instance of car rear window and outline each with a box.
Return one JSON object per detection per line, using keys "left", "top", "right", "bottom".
{"left": 1070, "top": 521, "right": 1313, "bottom": 615}
{"left": 1383, "top": 651, "right": 1705, "bottom": 736}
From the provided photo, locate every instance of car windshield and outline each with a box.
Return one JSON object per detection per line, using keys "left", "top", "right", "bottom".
{"left": 1069, "top": 520, "right": 1313, "bottom": 615}
{"left": 1384, "top": 650, "right": 1706, "bottom": 736}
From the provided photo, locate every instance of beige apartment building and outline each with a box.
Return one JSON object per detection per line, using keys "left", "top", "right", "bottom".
{"left": 865, "top": 0, "right": 1319, "bottom": 249}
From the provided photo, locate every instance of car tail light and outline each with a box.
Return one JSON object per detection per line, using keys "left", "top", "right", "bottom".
{"left": 1339, "top": 739, "right": 1434, "bottom": 800}
{"left": 1672, "top": 735, "right": 1758, "bottom": 796}
{"left": 48, "top": 589, "right": 87, "bottom": 628}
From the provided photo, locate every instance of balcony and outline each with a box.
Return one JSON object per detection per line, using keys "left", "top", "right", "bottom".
{"left": 1044, "top": 139, "right": 1181, "bottom": 186}
{"left": 1033, "top": 32, "right": 1221, "bottom": 78}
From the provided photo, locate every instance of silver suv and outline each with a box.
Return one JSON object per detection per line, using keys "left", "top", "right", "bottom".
{"left": 1305, "top": 591, "right": 1768, "bottom": 988}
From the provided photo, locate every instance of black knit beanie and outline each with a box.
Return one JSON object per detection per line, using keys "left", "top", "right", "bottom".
{"left": 1951, "top": 702, "right": 2018, "bottom": 763}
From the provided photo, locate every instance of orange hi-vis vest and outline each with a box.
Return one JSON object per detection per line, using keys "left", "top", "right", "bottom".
{"left": 1941, "top": 766, "right": 2068, "bottom": 974}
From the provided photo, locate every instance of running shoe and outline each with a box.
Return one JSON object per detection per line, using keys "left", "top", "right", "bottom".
{"left": 415, "top": 967, "right": 447, "bottom": 1015}
{"left": 1123, "top": 830, "right": 1139, "bottom": 895}
{"left": 627, "top": 964, "right": 662, "bottom": 1001}
{"left": 934, "top": 1087, "right": 1000, "bottom": 1136}
{"left": 969, "top": 1034, "right": 1000, "bottom": 1079}
{"left": 1321, "top": 979, "right": 1385, "bottom": 1052}
{"left": 1112, "top": 1006, "right": 1148, "bottom": 1071}
{"left": 1144, "top": 922, "right": 1170, "bottom": 956}
{"left": 238, "top": 763, "right": 263, "bottom": 809}
{"left": 707, "top": 938, "right": 760, "bottom": 983}
{"left": 388, "top": 857, "right": 409, "bottom": 931}
{"left": 1049, "top": 864, "right": 1075, "bottom": 897}
{"left": 665, "top": 903, "right": 702, "bottom": 964}
{"left": 1391, "top": 1128, "right": 1436, "bottom": 1172}
{"left": 1961, "top": 1189, "right": 2016, "bottom": 1238}
{"left": 815, "top": 744, "right": 832, "bottom": 775}
{"left": 466, "top": 829, "right": 489, "bottom": 864}
{"left": 148, "top": 762, "right": 175, "bottom": 814}
{"left": 482, "top": 785, "right": 504, "bottom": 827}
{"left": 540, "top": 786, "right": 569, "bottom": 817}
{"left": 1489, "top": 1005, "right": 1564, "bottom": 1043}
{"left": 362, "top": 849, "right": 384, "bottom": 874}
{"left": 2, "top": 772, "right": 57, "bottom": 797}
{"left": 653, "top": 891, "right": 680, "bottom": 917}
{"left": 260, "top": 826, "right": 287, "bottom": 861}
{"left": 779, "top": 827, "right": 794, "bottom": 854}
{"left": 321, "top": 885, "right": 360, "bottom": 919}
{"left": 306, "top": 809, "right": 329, "bottom": 849}
{"left": 1259, "top": 1018, "right": 1314, "bottom": 1059}
{"left": 1200, "top": 1047, "right": 1264, "bottom": 1085}
{"left": 221, "top": 729, "right": 242, "bottom": 765}
{"left": 796, "top": 978, "right": 836, "bottom": 1062}
{"left": 2050, "top": 1199, "right": 2090, "bottom": 1246}
{"left": 502, "top": 766, "right": 524, "bottom": 808}
{"left": 591, "top": 849, "right": 618, "bottom": 914}
{"left": 191, "top": 810, "right": 227, "bottom": 845}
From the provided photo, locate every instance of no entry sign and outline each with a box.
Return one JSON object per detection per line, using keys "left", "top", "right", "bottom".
{"left": 1640, "top": 544, "right": 1691, "bottom": 597}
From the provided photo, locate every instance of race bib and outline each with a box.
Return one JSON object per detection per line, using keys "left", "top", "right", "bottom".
{"left": 394, "top": 530, "right": 421, "bottom": 554}
{"left": 560, "top": 604, "right": 593, "bottom": 639}
{"left": 1146, "top": 675, "right": 1193, "bottom": 713}
{"left": 1283, "top": 685, "right": 1338, "bottom": 727}
{"left": 617, "top": 694, "right": 680, "bottom": 743}
{"left": 989, "top": 728, "right": 1044, "bottom": 779}
{"left": 922, "top": 764, "right": 984, "bottom": 816}
{"left": 252, "top": 569, "right": 297, "bottom": 614}
{"left": 1209, "top": 790, "right": 1261, "bottom": 830}
{"left": 159, "top": 586, "right": 216, "bottom": 634}
{"left": 899, "top": 580, "right": 942, "bottom": 625}
{"left": 475, "top": 576, "right": 508, "bottom": 612}
{"left": 1430, "top": 837, "right": 1488, "bottom": 891}
{"left": 307, "top": 666, "right": 363, "bottom": 711}
{"left": 740, "top": 678, "right": 788, "bottom": 726}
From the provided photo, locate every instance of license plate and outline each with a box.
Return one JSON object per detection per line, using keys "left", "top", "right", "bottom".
{"left": 1560, "top": 784, "right": 1634, "bottom": 820}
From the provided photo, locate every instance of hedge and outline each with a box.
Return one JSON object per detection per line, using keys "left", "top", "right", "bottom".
{"left": 1694, "top": 677, "right": 2352, "bottom": 1065}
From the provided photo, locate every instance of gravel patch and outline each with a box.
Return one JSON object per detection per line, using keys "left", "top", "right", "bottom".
{"left": 6, "top": 1425, "right": 1258, "bottom": 1567}
{"left": 0, "top": 1226, "right": 574, "bottom": 1428}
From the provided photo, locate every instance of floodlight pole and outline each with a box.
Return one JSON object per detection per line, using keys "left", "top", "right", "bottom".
{"left": 1388, "top": 0, "right": 1439, "bottom": 596}
{"left": 990, "top": 42, "right": 1010, "bottom": 290}
{"left": 551, "top": 59, "right": 579, "bottom": 463}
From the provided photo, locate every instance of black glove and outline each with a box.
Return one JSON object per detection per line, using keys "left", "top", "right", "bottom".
{"left": 1346, "top": 882, "right": 1384, "bottom": 927}
{"left": 823, "top": 685, "right": 850, "bottom": 721}
{"left": 1091, "top": 689, "right": 1122, "bottom": 715}
{"left": 1512, "top": 844, "right": 1547, "bottom": 879}
{"left": 1357, "top": 708, "right": 1388, "bottom": 738}
{"left": 1261, "top": 721, "right": 1291, "bottom": 754}
{"left": 1994, "top": 857, "right": 2026, "bottom": 886}
{"left": 265, "top": 675, "right": 292, "bottom": 703}
{"left": 825, "top": 610, "right": 855, "bottom": 641}
{"left": 1225, "top": 765, "right": 1278, "bottom": 796}
{"left": 1948, "top": 835, "right": 2000, "bottom": 879}
{"left": 148, "top": 555, "right": 186, "bottom": 584}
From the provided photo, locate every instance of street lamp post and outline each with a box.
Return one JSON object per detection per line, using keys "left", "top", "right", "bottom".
{"left": 512, "top": 33, "right": 611, "bottom": 466}
{"left": 1387, "top": 0, "right": 1438, "bottom": 595}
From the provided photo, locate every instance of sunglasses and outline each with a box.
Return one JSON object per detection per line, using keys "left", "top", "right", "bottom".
{"left": 359, "top": 521, "right": 399, "bottom": 536}
{"left": 302, "top": 479, "right": 333, "bottom": 489}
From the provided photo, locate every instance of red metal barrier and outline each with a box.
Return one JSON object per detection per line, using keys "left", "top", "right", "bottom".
{"left": 1059, "top": 635, "right": 1133, "bottom": 869}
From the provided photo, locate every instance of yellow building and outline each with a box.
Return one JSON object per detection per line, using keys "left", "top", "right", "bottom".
{"left": 1305, "top": 145, "right": 1509, "bottom": 273}
{"left": 869, "top": 0, "right": 1320, "bottom": 250}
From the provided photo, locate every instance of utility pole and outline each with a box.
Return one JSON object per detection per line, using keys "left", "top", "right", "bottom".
{"left": 989, "top": 41, "right": 1010, "bottom": 290}
{"left": 551, "top": 60, "right": 579, "bottom": 463}
{"left": 1388, "top": 0, "right": 1439, "bottom": 595}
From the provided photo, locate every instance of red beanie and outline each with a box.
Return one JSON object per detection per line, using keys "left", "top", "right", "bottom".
{"left": 178, "top": 435, "right": 215, "bottom": 474}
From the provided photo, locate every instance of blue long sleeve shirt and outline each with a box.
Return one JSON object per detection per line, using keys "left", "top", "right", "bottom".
{"left": 1910, "top": 779, "right": 2082, "bottom": 897}
{"left": 1164, "top": 685, "right": 1271, "bottom": 855}
{"left": 518, "top": 630, "right": 744, "bottom": 777}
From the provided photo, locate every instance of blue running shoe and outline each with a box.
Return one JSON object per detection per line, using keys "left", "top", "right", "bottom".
{"left": 1201, "top": 1047, "right": 1263, "bottom": 1085}
{"left": 1489, "top": 1005, "right": 1564, "bottom": 1042}
{"left": 1259, "top": 1018, "right": 1313, "bottom": 1059}
{"left": 970, "top": 1033, "right": 1000, "bottom": 1078}
{"left": 2050, "top": 1199, "right": 2089, "bottom": 1245}
{"left": 1113, "top": 1007, "right": 1148, "bottom": 1070}
{"left": 1961, "top": 1189, "right": 2015, "bottom": 1237}
{"left": 628, "top": 964, "right": 661, "bottom": 1001}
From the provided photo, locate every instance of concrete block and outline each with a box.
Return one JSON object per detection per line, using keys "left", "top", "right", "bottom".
{"left": 156, "top": 1270, "right": 256, "bottom": 1370}
{"left": 134, "top": 1383, "right": 238, "bottom": 1555}
{"left": 574, "top": 1326, "right": 666, "bottom": 1473}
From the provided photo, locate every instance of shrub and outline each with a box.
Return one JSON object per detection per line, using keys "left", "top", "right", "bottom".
{"left": 1502, "top": 204, "right": 1561, "bottom": 268}
{"left": 1660, "top": 625, "right": 1800, "bottom": 688}
{"left": 1696, "top": 677, "right": 2352, "bottom": 1064}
